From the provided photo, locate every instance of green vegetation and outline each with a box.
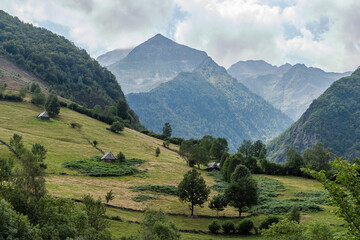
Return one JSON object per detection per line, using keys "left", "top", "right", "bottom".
{"left": 131, "top": 194, "right": 160, "bottom": 202}
{"left": 129, "top": 185, "right": 178, "bottom": 196}
{"left": 162, "top": 122, "right": 172, "bottom": 138}
{"left": 267, "top": 68, "right": 360, "bottom": 162}
{"left": 0, "top": 10, "right": 123, "bottom": 108}
{"left": 45, "top": 93, "right": 60, "bottom": 117}
{"left": 63, "top": 157, "right": 145, "bottom": 177}
{"left": 178, "top": 169, "right": 210, "bottom": 216}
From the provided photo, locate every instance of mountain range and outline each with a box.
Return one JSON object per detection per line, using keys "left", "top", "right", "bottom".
{"left": 96, "top": 48, "right": 133, "bottom": 67}
{"left": 127, "top": 57, "right": 293, "bottom": 151}
{"left": 227, "top": 60, "right": 351, "bottom": 120}
{"left": 267, "top": 68, "right": 360, "bottom": 162}
{"left": 106, "top": 34, "right": 208, "bottom": 94}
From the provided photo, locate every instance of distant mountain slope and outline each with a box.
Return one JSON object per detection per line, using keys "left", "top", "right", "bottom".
{"left": 0, "top": 10, "right": 124, "bottom": 108}
{"left": 267, "top": 68, "right": 360, "bottom": 163}
{"left": 107, "top": 34, "right": 208, "bottom": 94}
{"left": 228, "top": 60, "right": 351, "bottom": 120}
{"left": 127, "top": 57, "right": 293, "bottom": 151}
{"left": 96, "top": 48, "right": 133, "bottom": 66}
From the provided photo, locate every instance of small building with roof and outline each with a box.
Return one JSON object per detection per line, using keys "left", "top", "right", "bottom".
{"left": 101, "top": 152, "right": 116, "bottom": 163}
{"left": 37, "top": 111, "right": 50, "bottom": 120}
{"left": 206, "top": 162, "right": 221, "bottom": 171}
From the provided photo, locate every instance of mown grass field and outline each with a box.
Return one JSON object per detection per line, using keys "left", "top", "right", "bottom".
{"left": 0, "top": 101, "right": 345, "bottom": 239}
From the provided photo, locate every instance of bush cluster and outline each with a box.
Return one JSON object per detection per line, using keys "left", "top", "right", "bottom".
{"left": 129, "top": 185, "right": 178, "bottom": 196}
{"left": 208, "top": 219, "right": 256, "bottom": 235}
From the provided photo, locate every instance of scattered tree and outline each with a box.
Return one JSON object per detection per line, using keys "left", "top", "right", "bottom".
{"left": 179, "top": 140, "right": 194, "bottom": 166}
{"left": 116, "top": 152, "right": 126, "bottom": 162}
{"left": 45, "top": 94, "right": 60, "bottom": 117}
{"left": 18, "top": 86, "right": 27, "bottom": 97}
{"left": 163, "top": 140, "right": 170, "bottom": 148}
{"left": 306, "top": 221, "right": 334, "bottom": 240}
{"left": 105, "top": 190, "right": 115, "bottom": 203}
{"left": 208, "top": 220, "right": 221, "bottom": 234}
{"left": 262, "top": 218, "right": 306, "bottom": 239}
{"left": 178, "top": 169, "right": 210, "bottom": 216}
{"left": 285, "top": 148, "right": 304, "bottom": 176}
{"left": 303, "top": 142, "right": 331, "bottom": 172}
{"left": 31, "top": 90, "right": 46, "bottom": 106}
{"left": 30, "top": 83, "right": 39, "bottom": 93}
{"left": 224, "top": 177, "right": 258, "bottom": 217}
{"left": 162, "top": 122, "right": 172, "bottom": 138}
{"left": 31, "top": 143, "right": 47, "bottom": 163}
{"left": 9, "top": 133, "right": 25, "bottom": 155}
{"left": 222, "top": 220, "right": 235, "bottom": 234}
{"left": 117, "top": 99, "right": 129, "bottom": 120}
{"left": 70, "top": 122, "right": 82, "bottom": 129}
{"left": 110, "top": 121, "right": 124, "bottom": 133}
{"left": 155, "top": 147, "right": 160, "bottom": 157}
{"left": 0, "top": 82, "right": 7, "bottom": 96}
{"left": 82, "top": 194, "right": 109, "bottom": 232}
{"left": 208, "top": 194, "right": 228, "bottom": 217}
{"left": 93, "top": 140, "right": 98, "bottom": 147}
{"left": 238, "top": 140, "right": 253, "bottom": 158}
{"left": 237, "top": 219, "right": 255, "bottom": 235}
{"left": 210, "top": 138, "right": 229, "bottom": 161}
{"left": 189, "top": 144, "right": 209, "bottom": 169}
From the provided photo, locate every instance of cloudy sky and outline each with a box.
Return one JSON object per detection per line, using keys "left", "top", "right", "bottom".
{"left": 1, "top": 0, "right": 359, "bottom": 72}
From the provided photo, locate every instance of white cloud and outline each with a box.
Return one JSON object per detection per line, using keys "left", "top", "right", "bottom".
{"left": 0, "top": 0, "right": 359, "bottom": 72}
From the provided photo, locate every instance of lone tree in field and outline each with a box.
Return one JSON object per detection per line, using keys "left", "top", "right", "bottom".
{"left": 162, "top": 122, "right": 172, "bottom": 138}
{"left": 208, "top": 194, "right": 228, "bottom": 217}
{"left": 110, "top": 121, "right": 124, "bottom": 133}
{"left": 224, "top": 177, "right": 258, "bottom": 217}
{"left": 178, "top": 169, "right": 210, "bottom": 216}
{"left": 45, "top": 93, "right": 60, "bottom": 117}
{"left": 105, "top": 190, "right": 115, "bottom": 203}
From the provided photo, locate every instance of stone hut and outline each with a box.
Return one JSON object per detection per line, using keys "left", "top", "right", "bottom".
{"left": 101, "top": 152, "right": 116, "bottom": 163}
{"left": 37, "top": 111, "right": 50, "bottom": 120}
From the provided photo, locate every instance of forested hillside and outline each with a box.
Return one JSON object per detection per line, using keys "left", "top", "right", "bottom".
{"left": 107, "top": 34, "right": 208, "bottom": 94}
{"left": 267, "top": 68, "right": 360, "bottom": 162}
{"left": 127, "top": 57, "right": 293, "bottom": 151}
{"left": 0, "top": 10, "right": 124, "bottom": 108}
{"left": 228, "top": 60, "right": 350, "bottom": 120}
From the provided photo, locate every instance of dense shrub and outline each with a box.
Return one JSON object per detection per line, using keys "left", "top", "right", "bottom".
{"left": 208, "top": 220, "right": 221, "bottom": 234}
{"left": 237, "top": 219, "right": 255, "bottom": 235}
{"left": 129, "top": 185, "right": 178, "bottom": 196}
{"left": 0, "top": 94, "right": 23, "bottom": 102}
{"left": 222, "top": 220, "right": 235, "bottom": 234}
{"left": 63, "top": 157, "right": 145, "bottom": 177}
{"left": 259, "top": 216, "right": 281, "bottom": 230}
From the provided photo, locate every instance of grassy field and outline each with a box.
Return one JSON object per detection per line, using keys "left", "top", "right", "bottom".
{"left": 0, "top": 101, "right": 345, "bottom": 239}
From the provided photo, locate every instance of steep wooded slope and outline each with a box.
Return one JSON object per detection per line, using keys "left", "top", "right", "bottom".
{"left": 267, "top": 68, "right": 360, "bottom": 162}
{"left": 127, "top": 57, "right": 293, "bottom": 151}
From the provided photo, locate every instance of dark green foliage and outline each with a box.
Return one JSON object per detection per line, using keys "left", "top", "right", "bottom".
{"left": 222, "top": 153, "right": 244, "bottom": 182}
{"left": 155, "top": 147, "right": 160, "bottom": 157}
{"left": 222, "top": 220, "right": 235, "bottom": 234}
{"left": 293, "top": 191, "right": 329, "bottom": 205}
{"left": 163, "top": 140, "right": 170, "bottom": 148}
{"left": 230, "top": 164, "right": 251, "bottom": 183}
{"left": 31, "top": 143, "right": 47, "bottom": 163}
{"left": 0, "top": 158, "right": 13, "bottom": 189}
{"left": 259, "top": 158, "right": 288, "bottom": 175}
{"left": 178, "top": 169, "right": 210, "bottom": 216}
{"left": 93, "top": 140, "right": 98, "bottom": 146}
{"left": 33, "top": 196, "right": 89, "bottom": 239}
{"left": 131, "top": 194, "right": 159, "bottom": 202}
{"left": 224, "top": 177, "right": 258, "bottom": 217}
{"left": 162, "top": 122, "right": 172, "bottom": 138}
{"left": 116, "top": 152, "right": 126, "bottom": 163}
{"left": 31, "top": 91, "right": 45, "bottom": 106}
{"left": 30, "top": 83, "right": 39, "bottom": 93}
{"left": 288, "top": 205, "right": 300, "bottom": 223}
{"left": 139, "top": 208, "right": 180, "bottom": 240}
{"left": 110, "top": 121, "right": 124, "bottom": 133}
{"left": 179, "top": 139, "right": 196, "bottom": 166}
{"left": 45, "top": 94, "right": 60, "bottom": 117}
{"left": 262, "top": 218, "right": 306, "bottom": 239}
{"left": 63, "top": 157, "right": 144, "bottom": 177}
{"left": 117, "top": 99, "right": 129, "bottom": 120}
{"left": 237, "top": 219, "right": 255, "bottom": 235}
{"left": 127, "top": 58, "right": 292, "bottom": 152}
{"left": 208, "top": 194, "right": 228, "bottom": 217}
{"left": 267, "top": 69, "right": 360, "bottom": 162}
{"left": 190, "top": 144, "right": 209, "bottom": 168}
{"left": 0, "top": 199, "right": 41, "bottom": 240}
{"left": 0, "top": 82, "right": 7, "bottom": 95}
{"left": 129, "top": 185, "right": 178, "bottom": 196}
{"left": 259, "top": 216, "right": 281, "bottom": 230}
{"left": 285, "top": 148, "right": 304, "bottom": 176}
{"left": 303, "top": 142, "right": 331, "bottom": 172}
{"left": 0, "top": 10, "right": 125, "bottom": 108}
{"left": 208, "top": 220, "right": 221, "bottom": 234}
{"left": 9, "top": 133, "right": 24, "bottom": 155}
{"left": 210, "top": 138, "right": 228, "bottom": 161}
{"left": 70, "top": 122, "right": 82, "bottom": 129}
{"left": 238, "top": 140, "right": 253, "bottom": 158}
{"left": 252, "top": 140, "right": 267, "bottom": 159}
{"left": 82, "top": 194, "right": 109, "bottom": 232}
{"left": 304, "top": 156, "right": 360, "bottom": 238}
{"left": 0, "top": 94, "right": 23, "bottom": 102}
{"left": 105, "top": 190, "right": 114, "bottom": 203}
